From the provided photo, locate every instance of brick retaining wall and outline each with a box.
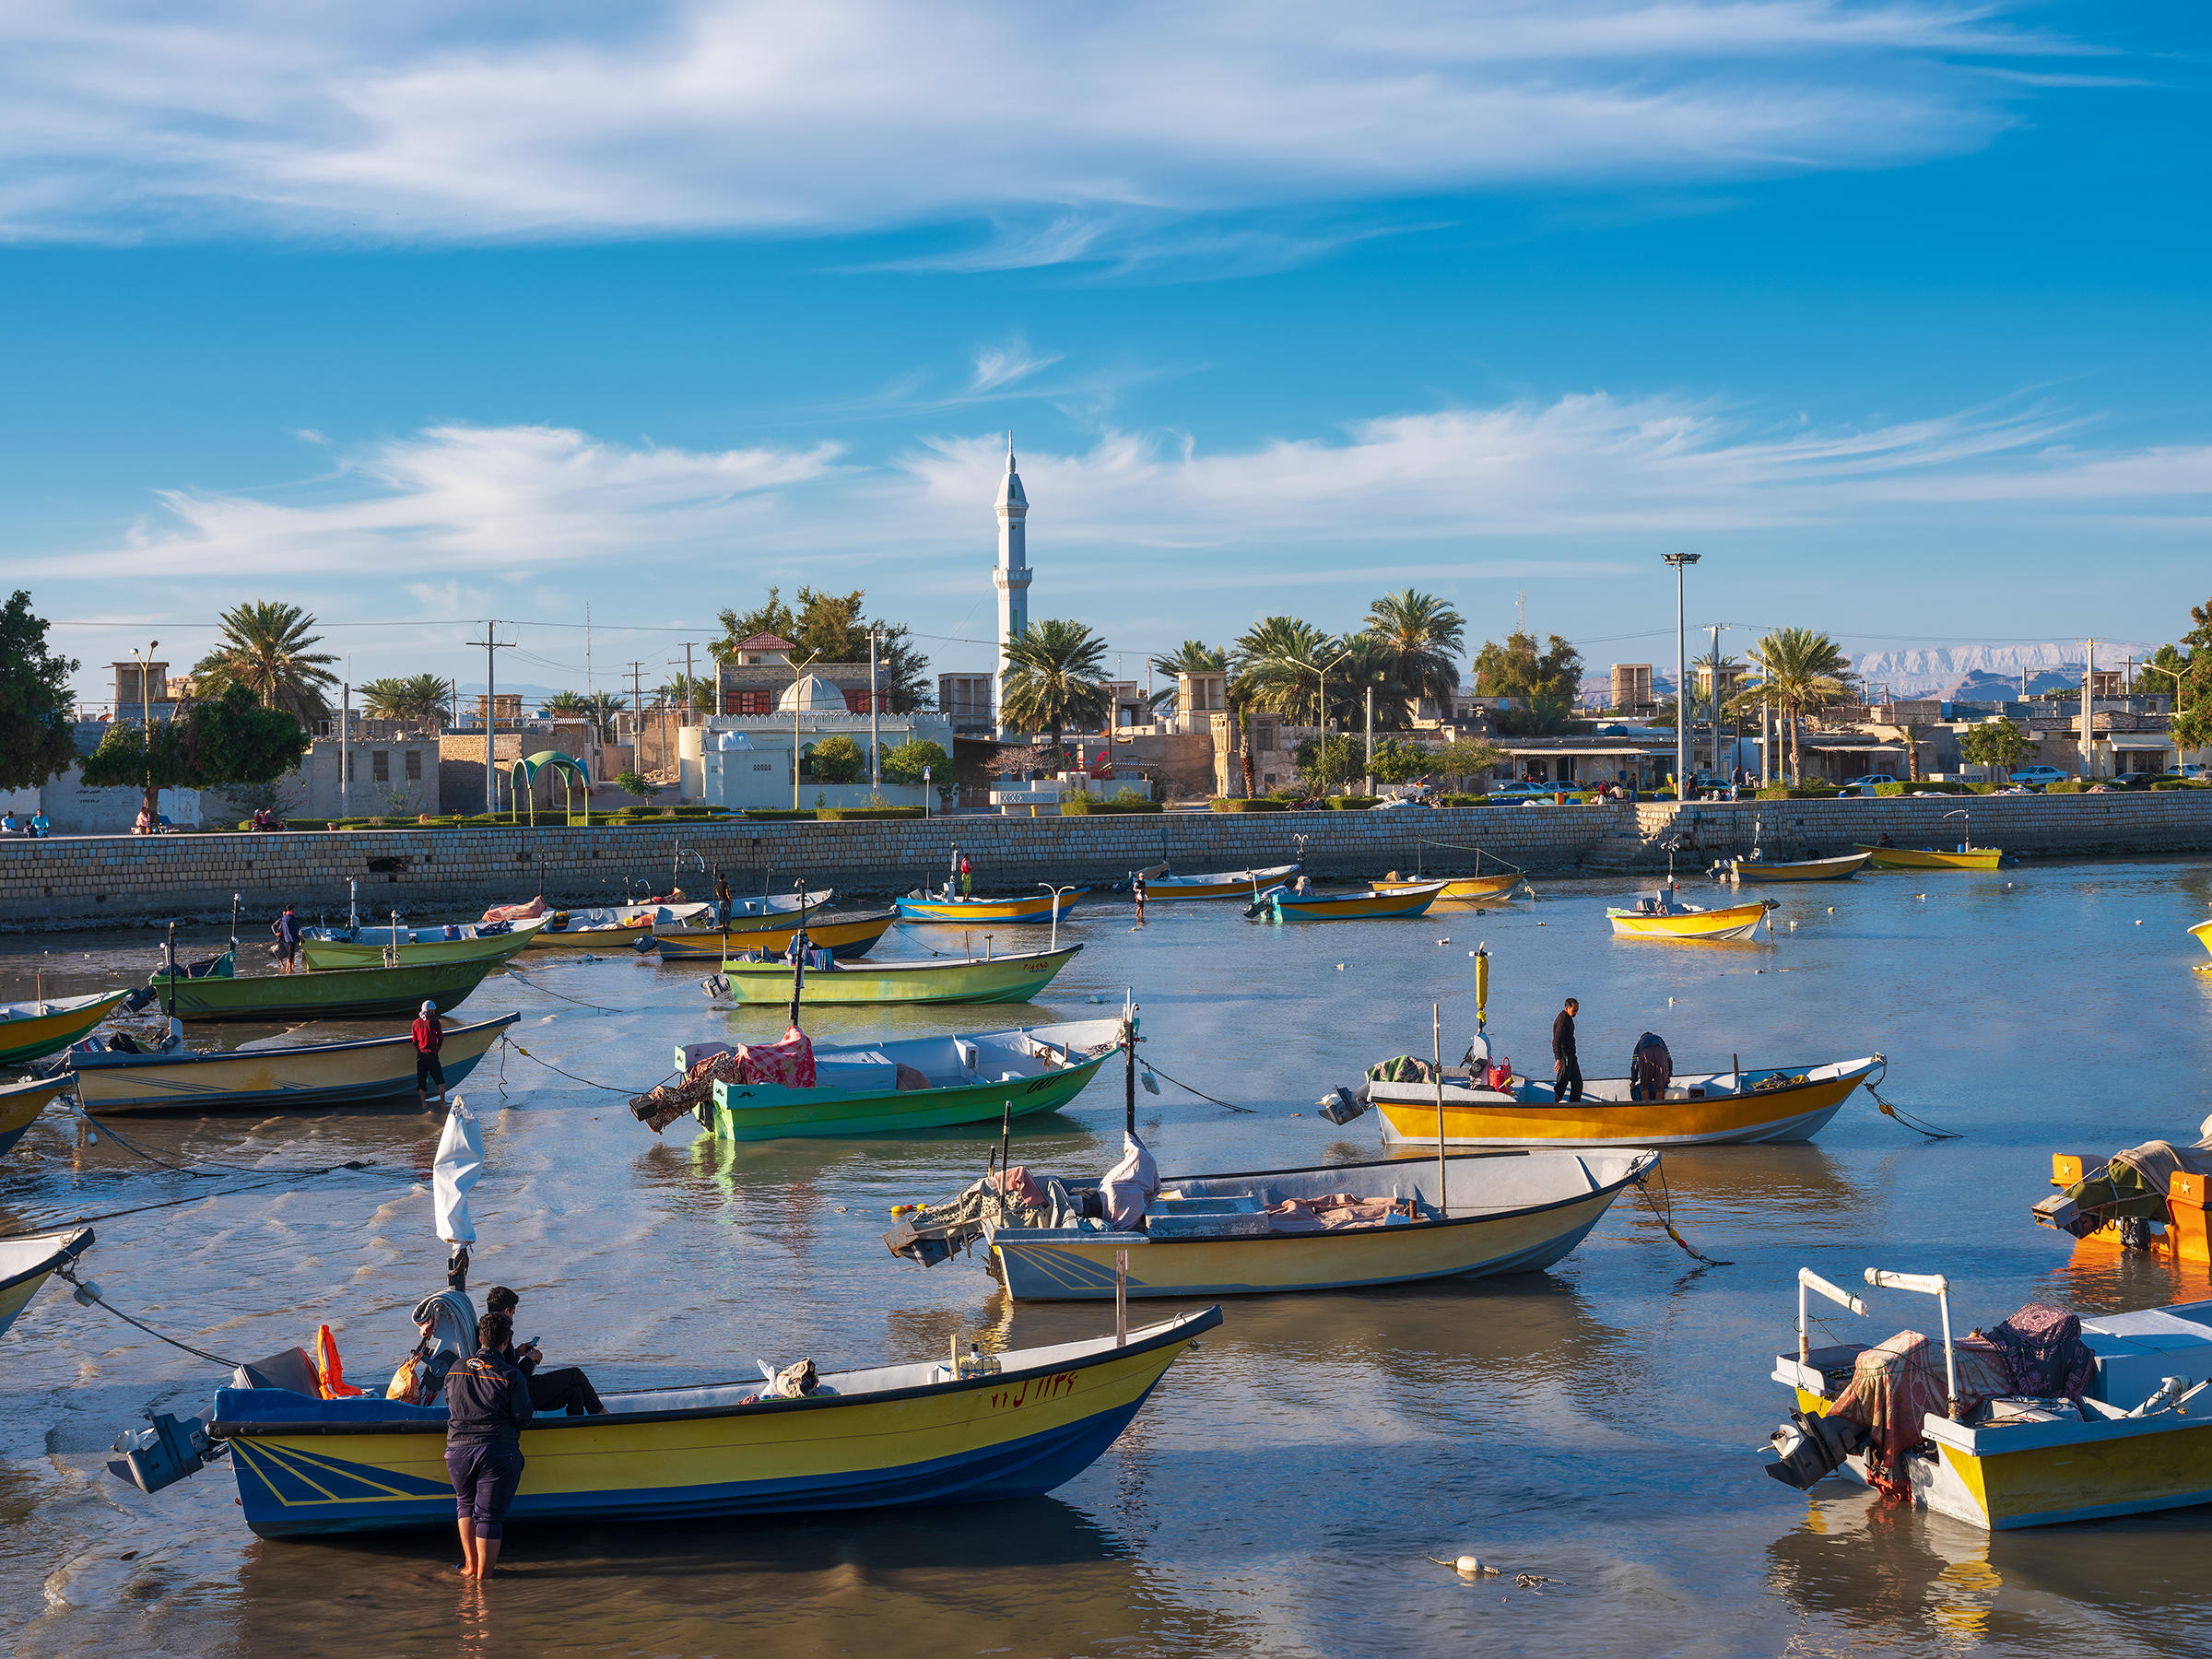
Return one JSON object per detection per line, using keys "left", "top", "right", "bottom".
{"left": 2, "top": 793, "right": 2208, "bottom": 929}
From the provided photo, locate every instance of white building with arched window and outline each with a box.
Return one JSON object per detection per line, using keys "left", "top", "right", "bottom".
{"left": 679, "top": 674, "right": 956, "bottom": 809}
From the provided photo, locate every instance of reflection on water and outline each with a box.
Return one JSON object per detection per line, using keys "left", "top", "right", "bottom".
{"left": 12, "top": 862, "right": 2212, "bottom": 1657}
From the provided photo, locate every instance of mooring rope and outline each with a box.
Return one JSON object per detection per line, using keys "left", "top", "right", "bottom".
{"left": 54, "top": 1264, "right": 241, "bottom": 1368}
{"left": 0, "top": 1160, "right": 382, "bottom": 1238}
{"left": 1135, "top": 1054, "right": 1257, "bottom": 1113}
{"left": 1865, "top": 1059, "right": 1960, "bottom": 1140}
{"left": 1630, "top": 1166, "right": 1733, "bottom": 1267}
{"left": 501, "top": 1034, "right": 673, "bottom": 1097}
{"left": 500, "top": 963, "right": 631, "bottom": 1015}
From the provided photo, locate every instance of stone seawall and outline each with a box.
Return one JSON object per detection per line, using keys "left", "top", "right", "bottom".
{"left": 3, "top": 793, "right": 2208, "bottom": 929}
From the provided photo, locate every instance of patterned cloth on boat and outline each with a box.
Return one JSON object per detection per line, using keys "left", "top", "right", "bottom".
{"left": 629, "top": 1027, "right": 819, "bottom": 1134}
{"left": 734, "top": 1027, "right": 818, "bottom": 1089}
{"left": 480, "top": 897, "right": 548, "bottom": 924}
{"left": 1366, "top": 1055, "right": 1437, "bottom": 1084}
{"left": 1977, "top": 1302, "right": 2095, "bottom": 1402}
{"left": 1265, "top": 1194, "right": 1408, "bottom": 1233}
{"left": 1828, "top": 1330, "right": 2015, "bottom": 1502}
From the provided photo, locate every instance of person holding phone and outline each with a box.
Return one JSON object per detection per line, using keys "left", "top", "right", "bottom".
{"left": 481, "top": 1286, "right": 606, "bottom": 1416}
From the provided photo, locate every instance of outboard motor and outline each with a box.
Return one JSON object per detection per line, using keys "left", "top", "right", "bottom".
{"left": 1762, "top": 1407, "right": 1866, "bottom": 1489}
{"left": 109, "top": 1410, "right": 225, "bottom": 1495}
{"left": 1317, "top": 1085, "right": 1369, "bottom": 1124}
{"left": 1242, "top": 884, "right": 1288, "bottom": 919}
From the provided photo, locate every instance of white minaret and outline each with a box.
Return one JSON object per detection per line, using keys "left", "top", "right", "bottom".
{"left": 993, "top": 437, "right": 1030, "bottom": 734}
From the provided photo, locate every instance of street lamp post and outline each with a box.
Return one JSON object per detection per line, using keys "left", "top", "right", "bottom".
{"left": 1663, "top": 554, "right": 1700, "bottom": 797}
{"left": 1298, "top": 648, "right": 1353, "bottom": 794}
{"left": 788, "top": 651, "right": 820, "bottom": 809}
{"left": 130, "top": 640, "right": 159, "bottom": 826}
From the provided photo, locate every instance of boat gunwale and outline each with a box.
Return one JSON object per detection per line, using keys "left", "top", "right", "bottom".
{"left": 1, "top": 988, "right": 135, "bottom": 1020}
{"left": 1363, "top": 1055, "right": 1881, "bottom": 1111}
{"left": 711, "top": 944, "right": 1083, "bottom": 978}
{"left": 0, "top": 1225, "right": 94, "bottom": 1297}
{"left": 66, "top": 1012, "right": 521, "bottom": 1070}
{"left": 715, "top": 1047, "right": 1113, "bottom": 1110}
{"left": 208, "top": 1304, "right": 1222, "bottom": 1440}
{"left": 656, "top": 906, "right": 898, "bottom": 942}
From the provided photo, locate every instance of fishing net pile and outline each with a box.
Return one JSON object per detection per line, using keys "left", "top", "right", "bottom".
{"left": 629, "top": 1029, "right": 818, "bottom": 1133}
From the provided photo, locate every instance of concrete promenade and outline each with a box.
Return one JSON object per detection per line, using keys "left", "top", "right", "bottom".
{"left": 2, "top": 794, "right": 2209, "bottom": 928}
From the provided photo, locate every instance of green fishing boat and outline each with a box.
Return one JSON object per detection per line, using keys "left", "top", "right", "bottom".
{"left": 708, "top": 945, "right": 1082, "bottom": 1006}
{"left": 144, "top": 951, "right": 501, "bottom": 1023}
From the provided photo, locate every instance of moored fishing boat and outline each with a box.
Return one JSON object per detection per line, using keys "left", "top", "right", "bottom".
{"left": 61, "top": 1015, "right": 519, "bottom": 1112}
{"left": 895, "top": 889, "right": 1088, "bottom": 924}
{"left": 0, "top": 1227, "right": 92, "bottom": 1339}
{"left": 183, "top": 1306, "right": 1218, "bottom": 1535}
{"left": 707, "top": 945, "right": 1081, "bottom": 1006}
{"left": 143, "top": 952, "right": 500, "bottom": 1023}
{"left": 1606, "top": 882, "right": 1775, "bottom": 941}
{"left": 1368, "top": 849, "right": 1530, "bottom": 902}
{"left": 0, "top": 990, "right": 135, "bottom": 1067}
{"left": 650, "top": 908, "right": 897, "bottom": 962}
{"left": 2190, "top": 918, "right": 2211, "bottom": 971}
{"left": 1720, "top": 850, "right": 1870, "bottom": 883}
{"left": 1853, "top": 842, "right": 2003, "bottom": 871}
{"left": 1145, "top": 863, "right": 1300, "bottom": 900}
{"left": 0, "top": 1074, "right": 73, "bottom": 1158}
{"left": 1245, "top": 881, "right": 1446, "bottom": 922}
{"left": 299, "top": 917, "right": 546, "bottom": 971}
{"left": 1763, "top": 1264, "right": 2212, "bottom": 1529}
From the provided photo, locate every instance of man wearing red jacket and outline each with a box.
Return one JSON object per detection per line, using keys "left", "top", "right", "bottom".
{"left": 413, "top": 999, "right": 447, "bottom": 1111}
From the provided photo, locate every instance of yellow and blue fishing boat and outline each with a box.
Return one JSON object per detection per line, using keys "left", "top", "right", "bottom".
{"left": 1245, "top": 881, "right": 1446, "bottom": 922}
{"left": 299, "top": 917, "right": 546, "bottom": 971}
{"left": 896, "top": 889, "right": 1088, "bottom": 924}
{"left": 64, "top": 1014, "right": 519, "bottom": 1112}
{"left": 1606, "top": 882, "right": 1775, "bottom": 941}
{"left": 708, "top": 945, "right": 1081, "bottom": 1006}
{"left": 0, "top": 1227, "right": 92, "bottom": 1338}
{"left": 1765, "top": 1265, "right": 2212, "bottom": 1529}
{"left": 0, "top": 989, "right": 134, "bottom": 1067}
{"left": 650, "top": 908, "right": 896, "bottom": 962}
{"left": 205, "top": 1307, "right": 1218, "bottom": 1536}
{"left": 979, "top": 1149, "right": 1656, "bottom": 1300}
{"left": 0, "top": 1074, "right": 73, "bottom": 1159}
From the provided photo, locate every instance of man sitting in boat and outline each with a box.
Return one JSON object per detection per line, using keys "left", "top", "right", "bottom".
{"left": 482, "top": 1286, "right": 607, "bottom": 1417}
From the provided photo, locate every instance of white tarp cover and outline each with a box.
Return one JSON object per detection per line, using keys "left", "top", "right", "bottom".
{"left": 433, "top": 1095, "right": 483, "bottom": 1244}
{"left": 1100, "top": 1130, "right": 1160, "bottom": 1230}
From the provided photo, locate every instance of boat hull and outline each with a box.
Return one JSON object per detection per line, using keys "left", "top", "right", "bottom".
{"left": 1148, "top": 865, "right": 1300, "bottom": 900}
{"left": 709, "top": 1053, "right": 1109, "bottom": 1140}
{"left": 148, "top": 959, "right": 500, "bottom": 1023}
{"left": 715, "top": 947, "right": 1080, "bottom": 1006}
{"left": 1606, "top": 900, "right": 1772, "bottom": 941}
{"left": 989, "top": 1151, "right": 1651, "bottom": 1299}
{"left": 1371, "top": 1060, "right": 1878, "bottom": 1147}
{"left": 0, "top": 1228, "right": 92, "bottom": 1339}
{"left": 653, "top": 911, "right": 896, "bottom": 962}
{"left": 68, "top": 1015, "right": 518, "bottom": 1112}
{"left": 299, "top": 920, "right": 545, "bottom": 971}
{"left": 896, "top": 891, "right": 1088, "bottom": 924}
{"left": 0, "top": 991, "right": 133, "bottom": 1066}
{"left": 1394, "top": 873, "right": 1525, "bottom": 901}
{"left": 0, "top": 1075, "right": 72, "bottom": 1159}
{"left": 1258, "top": 885, "right": 1444, "bottom": 922}
{"left": 2188, "top": 919, "right": 2211, "bottom": 961}
{"left": 1853, "top": 844, "right": 2003, "bottom": 871}
{"left": 213, "top": 1309, "right": 1218, "bottom": 1537}
{"left": 1726, "top": 853, "right": 1870, "bottom": 883}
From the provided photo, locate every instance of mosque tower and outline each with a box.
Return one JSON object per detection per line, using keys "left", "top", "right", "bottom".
{"left": 992, "top": 438, "right": 1030, "bottom": 735}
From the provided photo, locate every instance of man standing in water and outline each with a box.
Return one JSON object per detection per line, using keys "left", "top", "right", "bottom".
{"left": 446, "top": 1309, "right": 531, "bottom": 1579}
{"left": 1552, "top": 997, "right": 1583, "bottom": 1104}
{"left": 414, "top": 1000, "right": 447, "bottom": 1111}
{"left": 272, "top": 903, "right": 302, "bottom": 973}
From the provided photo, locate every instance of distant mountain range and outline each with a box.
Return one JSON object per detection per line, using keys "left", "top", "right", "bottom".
{"left": 1578, "top": 641, "right": 2156, "bottom": 705}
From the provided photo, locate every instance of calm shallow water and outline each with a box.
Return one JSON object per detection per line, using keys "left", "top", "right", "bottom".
{"left": 5, "top": 859, "right": 2212, "bottom": 1659}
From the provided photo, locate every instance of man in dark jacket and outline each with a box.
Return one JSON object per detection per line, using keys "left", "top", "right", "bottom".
{"left": 1552, "top": 997, "right": 1584, "bottom": 1104}
{"left": 445, "top": 1310, "right": 532, "bottom": 1578}
{"left": 483, "top": 1285, "right": 606, "bottom": 1416}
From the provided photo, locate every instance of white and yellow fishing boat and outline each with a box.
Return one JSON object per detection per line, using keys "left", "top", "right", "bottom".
{"left": 1144, "top": 863, "right": 1300, "bottom": 900}
{"left": 63, "top": 1015, "right": 518, "bottom": 1112}
{"left": 0, "top": 1227, "right": 92, "bottom": 1338}
{"left": 1370, "top": 870, "right": 1528, "bottom": 902}
{"left": 708, "top": 945, "right": 1082, "bottom": 1006}
{"left": 1766, "top": 1265, "right": 2212, "bottom": 1529}
{"left": 530, "top": 895, "right": 817, "bottom": 951}
{"left": 0, "top": 1073, "right": 73, "bottom": 1159}
{"left": 1853, "top": 842, "right": 2004, "bottom": 871}
{"left": 0, "top": 989, "right": 134, "bottom": 1067}
{"left": 2190, "top": 917, "right": 2211, "bottom": 972}
{"left": 1606, "top": 881, "right": 1775, "bottom": 942}
{"left": 979, "top": 1149, "right": 1656, "bottom": 1300}
{"left": 299, "top": 917, "right": 546, "bottom": 971}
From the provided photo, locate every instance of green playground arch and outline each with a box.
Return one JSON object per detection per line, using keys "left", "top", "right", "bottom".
{"left": 510, "top": 750, "right": 593, "bottom": 826}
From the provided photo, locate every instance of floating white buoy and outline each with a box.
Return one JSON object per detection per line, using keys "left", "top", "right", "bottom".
{"left": 1667, "top": 996, "right": 1675, "bottom": 1006}
{"left": 1788, "top": 921, "right": 1797, "bottom": 931}
{"left": 2136, "top": 920, "right": 2145, "bottom": 925}
{"left": 1335, "top": 963, "right": 1346, "bottom": 971}
{"left": 1915, "top": 894, "right": 1925, "bottom": 901}
{"left": 1457, "top": 1555, "right": 1482, "bottom": 1574}
{"left": 1826, "top": 907, "right": 1835, "bottom": 914}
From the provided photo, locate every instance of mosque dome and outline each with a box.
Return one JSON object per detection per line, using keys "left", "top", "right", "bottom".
{"left": 776, "top": 674, "right": 847, "bottom": 712}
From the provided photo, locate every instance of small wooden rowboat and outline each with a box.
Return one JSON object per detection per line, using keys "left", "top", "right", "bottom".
{"left": 146, "top": 953, "right": 500, "bottom": 1023}
{"left": 1364, "top": 1054, "right": 1885, "bottom": 1147}
{"left": 651, "top": 909, "right": 897, "bottom": 962}
{"left": 1145, "top": 864, "right": 1300, "bottom": 900}
{"left": 1853, "top": 843, "right": 2004, "bottom": 871}
{"left": 0, "top": 1227, "right": 92, "bottom": 1339}
{"left": 1245, "top": 882, "right": 1446, "bottom": 922}
{"left": 299, "top": 917, "right": 546, "bottom": 971}
{"left": 710, "top": 945, "right": 1082, "bottom": 1006}
{"left": 0, "top": 1074, "right": 73, "bottom": 1159}
{"left": 982, "top": 1149, "right": 1656, "bottom": 1300}
{"left": 65, "top": 1015, "right": 518, "bottom": 1112}
{"left": 207, "top": 1306, "right": 1218, "bottom": 1537}
{"left": 1607, "top": 884, "right": 1776, "bottom": 942}
{"left": 695, "top": 1018, "right": 1118, "bottom": 1140}
{"left": 896, "top": 889, "right": 1088, "bottom": 924}
{"left": 0, "top": 990, "right": 134, "bottom": 1067}
{"left": 1720, "top": 851, "right": 1871, "bottom": 883}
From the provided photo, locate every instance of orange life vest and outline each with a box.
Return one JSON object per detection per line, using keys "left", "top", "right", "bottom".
{"left": 313, "top": 1324, "right": 365, "bottom": 1399}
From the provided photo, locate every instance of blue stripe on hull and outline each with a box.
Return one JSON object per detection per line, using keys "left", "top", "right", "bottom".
{"left": 236, "top": 1390, "right": 1159, "bottom": 1538}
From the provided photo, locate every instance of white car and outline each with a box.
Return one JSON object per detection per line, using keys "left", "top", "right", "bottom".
{"left": 1488, "top": 782, "right": 1566, "bottom": 800}
{"left": 1840, "top": 773, "right": 1900, "bottom": 795}
{"left": 2006, "top": 765, "right": 2071, "bottom": 790}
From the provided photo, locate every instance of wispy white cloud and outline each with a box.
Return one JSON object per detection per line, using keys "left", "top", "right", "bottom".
{"left": 0, "top": 2, "right": 2088, "bottom": 246}
{"left": 969, "top": 335, "right": 1064, "bottom": 394}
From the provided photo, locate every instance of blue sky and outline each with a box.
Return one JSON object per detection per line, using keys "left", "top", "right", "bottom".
{"left": 5, "top": 1, "right": 2207, "bottom": 707}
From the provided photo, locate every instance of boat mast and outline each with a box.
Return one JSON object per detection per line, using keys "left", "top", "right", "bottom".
{"left": 1431, "top": 1002, "right": 1449, "bottom": 1219}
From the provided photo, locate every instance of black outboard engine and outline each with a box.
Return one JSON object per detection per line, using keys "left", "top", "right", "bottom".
{"left": 110, "top": 1410, "right": 225, "bottom": 1495}
{"left": 1763, "top": 1407, "right": 1867, "bottom": 1488}
{"left": 1318, "top": 1085, "right": 1370, "bottom": 1125}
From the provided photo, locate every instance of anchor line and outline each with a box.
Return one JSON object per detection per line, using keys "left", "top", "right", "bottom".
{"left": 1630, "top": 1167, "right": 1733, "bottom": 1267}
{"left": 1132, "top": 1051, "right": 1256, "bottom": 1114}
{"left": 500, "top": 965, "right": 630, "bottom": 1015}
{"left": 65, "top": 1101, "right": 264, "bottom": 1179}
{"left": 54, "top": 1265, "right": 241, "bottom": 1369}
{"left": 1864, "top": 1060, "right": 1960, "bottom": 1141}
{"left": 0, "top": 1160, "right": 381, "bottom": 1237}
{"left": 502, "top": 1035, "right": 674, "bottom": 1097}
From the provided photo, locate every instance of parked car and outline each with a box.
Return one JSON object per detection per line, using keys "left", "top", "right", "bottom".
{"left": 2006, "top": 765, "right": 2071, "bottom": 790}
{"left": 1838, "top": 773, "right": 1900, "bottom": 796}
{"left": 1488, "top": 782, "right": 1564, "bottom": 801}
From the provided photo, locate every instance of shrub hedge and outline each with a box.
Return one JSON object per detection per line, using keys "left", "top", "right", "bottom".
{"left": 1209, "top": 797, "right": 1288, "bottom": 812}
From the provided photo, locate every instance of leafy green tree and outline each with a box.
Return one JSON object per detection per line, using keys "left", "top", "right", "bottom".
{"left": 1363, "top": 589, "right": 1465, "bottom": 717}
{"left": 1959, "top": 720, "right": 2032, "bottom": 778}
{"left": 191, "top": 601, "right": 338, "bottom": 722}
{"left": 1291, "top": 734, "right": 1365, "bottom": 794}
{"left": 0, "top": 591, "right": 80, "bottom": 792}
{"left": 654, "top": 674, "right": 716, "bottom": 714}
{"left": 615, "top": 770, "right": 657, "bottom": 797}
{"left": 1430, "top": 736, "right": 1504, "bottom": 787}
{"left": 1369, "top": 736, "right": 1433, "bottom": 784}
{"left": 712, "top": 585, "right": 931, "bottom": 711}
{"left": 80, "top": 683, "right": 311, "bottom": 821}
{"left": 1000, "top": 620, "right": 1111, "bottom": 745}
{"left": 546, "top": 690, "right": 588, "bottom": 717}
{"left": 359, "top": 674, "right": 453, "bottom": 726}
{"left": 1471, "top": 629, "right": 1583, "bottom": 703}
{"left": 1492, "top": 690, "right": 1574, "bottom": 736}
{"left": 1147, "top": 641, "right": 1227, "bottom": 711}
{"left": 2156, "top": 601, "right": 2212, "bottom": 752}
{"left": 880, "top": 738, "right": 949, "bottom": 789}
{"left": 1734, "top": 628, "right": 1854, "bottom": 783}
{"left": 808, "top": 735, "right": 865, "bottom": 783}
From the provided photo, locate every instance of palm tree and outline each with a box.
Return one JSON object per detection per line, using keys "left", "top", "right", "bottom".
{"left": 1147, "top": 641, "right": 1227, "bottom": 712}
{"left": 1230, "top": 617, "right": 1342, "bottom": 725}
{"left": 1363, "top": 589, "right": 1464, "bottom": 718}
{"left": 999, "top": 620, "right": 1112, "bottom": 747}
{"left": 1735, "top": 628, "right": 1855, "bottom": 784}
{"left": 191, "top": 602, "right": 337, "bottom": 722}
{"left": 583, "top": 690, "right": 623, "bottom": 739}
{"left": 546, "top": 690, "right": 589, "bottom": 718}
{"left": 359, "top": 674, "right": 453, "bottom": 728}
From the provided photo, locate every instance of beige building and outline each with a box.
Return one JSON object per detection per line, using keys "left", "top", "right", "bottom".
{"left": 1609, "top": 664, "right": 1654, "bottom": 712}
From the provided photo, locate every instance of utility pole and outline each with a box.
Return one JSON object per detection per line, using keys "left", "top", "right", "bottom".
{"left": 2081, "top": 640, "right": 2095, "bottom": 780}
{"left": 467, "top": 622, "right": 517, "bottom": 817}
{"left": 1708, "top": 622, "right": 1723, "bottom": 780}
{"left": 869, "top": 627, "right": 881, "bottom": 791}
{"left": 340, "top": 681, "right": 351, "bottom": 816}
{"left": 625, "top": 662, "right": 646, "bottom": 783}
{"left": 1363, "top": 683, "right": 1374, "bottom": 797}
{"left": 585, "top": 600, "right": 593, "bottom": 696}
{"left": 1663, "top": 553, "right": 1700, "bottom": 797}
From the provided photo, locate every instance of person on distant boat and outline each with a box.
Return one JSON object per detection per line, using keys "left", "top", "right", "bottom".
{"left": 272, "top": 902, "right": 303, "bottom": 973}
{"left": 134, "top": 806, "right": 155, "bottom": 835}
{"left": 414, "top": 999, "right": 448, "bottom": 1110}
{"left": 1552, "top": 997, "right": 1584, "bottom": 1104}
{"left": 445, "top": 1309, "right": 532, "bottom": 1580}
{"left": 959, "top": 854, "right": 973, "bottom": 899}
{"left": 713, "top": 870, "right": 733, "bottom": 921}
{"left": 481, "top": 1285, "right": 607, "bottom": 1417}
{"left": 1132, "top": 869, "right": 1147, "bottom": 922}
